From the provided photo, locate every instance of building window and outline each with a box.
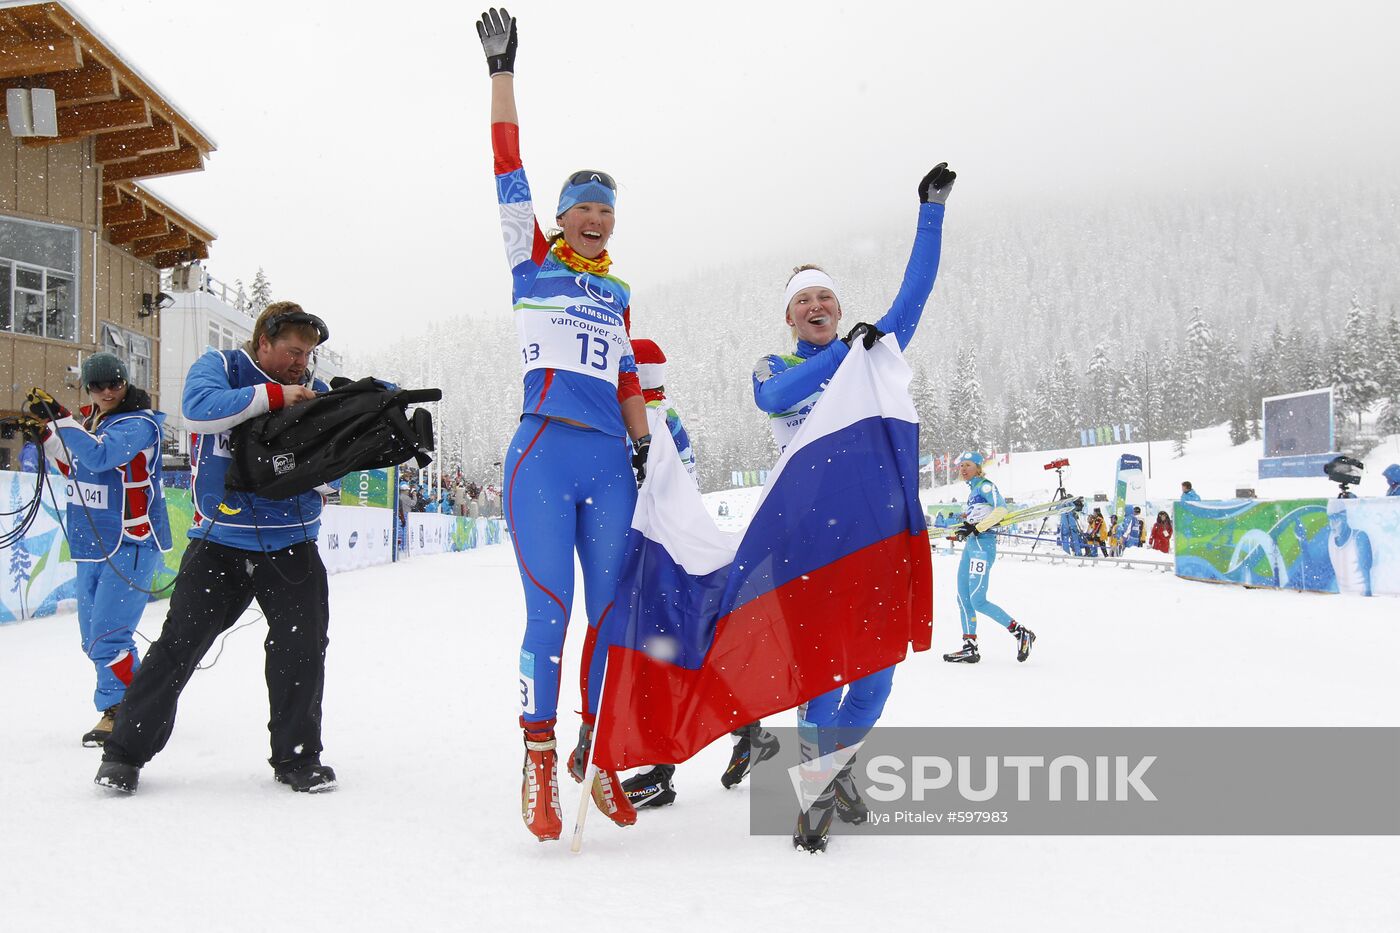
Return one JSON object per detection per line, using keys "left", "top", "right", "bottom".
{"left": 0, "top": 216, "right": 79, "bottom": 341}
{"left": 206, "top": 320, "right": 240, "bottom": 350}
{"left": 102, "top": 322, "right": 152, "bottom": 390}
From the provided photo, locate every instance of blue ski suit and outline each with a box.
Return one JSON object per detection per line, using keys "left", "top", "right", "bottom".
{"left": 43, "top": 402, "right": 172, "bottom": 711}
{"left": 493, "top": 121, "right": 642, "bottom": 729}
{"left": 754, "top": 199, "right": 945, "bottom": 750}
{"left": 956, "top": 474, "right": 1016, "bottom": 638}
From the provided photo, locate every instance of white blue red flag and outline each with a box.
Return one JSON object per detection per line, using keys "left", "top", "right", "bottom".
{"left": 591, "top": 337, "right": 933, "bottom": 772}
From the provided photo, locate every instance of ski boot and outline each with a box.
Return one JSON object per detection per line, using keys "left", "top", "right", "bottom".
{"left": 94, "top": 759, "right": 140, "bottom": 794}
{"left": 943, "top": 638, "right": 980, "bottom": 663}
{"left": 793, "top": 787, "right": 837, "bottom": 853}
{"left": 82, "top": 704, "right": 119, "bottom": 748}
{"left": 622, "top": 765, "right": 677, "bottom": 809}
{"left": 568, "top": 723, "right": 638, "bottom": 826}
{"left": 522, "top": 726, "right": 563, "bottom": 841}
{"left": 590, "top": 769, "right": 639, "bottom": 826}
{"left": 721, "top": 722, "right": 781, "bottom": 789}
{"left": 274, "top": 760, "right": 338, "bottom": 793}
{"left": 1011, "top": 622, "right": 1036, "bottom": 662}
{"left": 832, "top": 759, "right": 868, "bottom": 825}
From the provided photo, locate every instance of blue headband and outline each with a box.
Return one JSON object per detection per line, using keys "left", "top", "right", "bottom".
{"left": 556, "top": 173, "right": 616, "bottom": 217}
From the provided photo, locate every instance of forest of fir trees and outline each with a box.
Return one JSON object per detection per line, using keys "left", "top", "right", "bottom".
{"left": 353, "top": 172, "right": 1400, "bottom": 493}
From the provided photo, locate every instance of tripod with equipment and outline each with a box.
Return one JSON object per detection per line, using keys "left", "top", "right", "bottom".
{"left": 1032, "top": 458, "right": 1077, "bottom": 553}
{"left": 1325, "top": 455, "right": 1364, "bottom": 499}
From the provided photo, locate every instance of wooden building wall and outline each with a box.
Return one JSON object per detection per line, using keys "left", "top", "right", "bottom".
{"left": 0, "top": 126, "right": 161, "bottom": 424}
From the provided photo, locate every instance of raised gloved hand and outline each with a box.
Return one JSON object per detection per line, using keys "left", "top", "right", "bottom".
{"left": 631, "top": 434, "right": 652, "bottom": 488}
{"left": 842, "top": 321, "right": 887, "bottom": 350}
{"left": 25, "top": 387, "right": 70, "bottom": 421}
{"left": 918, "top": 162, "right": 956, "bottom": 205}
{"left": 476, "top": 7, "right": 518, "bottom": 76}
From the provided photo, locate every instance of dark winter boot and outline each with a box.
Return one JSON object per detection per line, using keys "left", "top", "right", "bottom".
{"left": 1011, "top": 623, "right": 1036, "bottom": 662}
{"left": 622, "top": 765, "right": 677, "bottom": 809}
{"left": 793, "top": 787, "right": 837, "bottom": 853}
{"left": 832, "top": 759, "right": 869, "bottom": 825}
{"left": 82, "top": 704, "right": 119, "bottom": 748}
{"left": 94, "top": 760, "right": 140, "bottom": 794}
{"left": 943, "top": 638, "right": 980, "bottom": 663}
{"left": 722, "top": 722, "right": 781, "bottom": 789}
{"left": 274, "top": 761, "right": 338, "bottom": 793}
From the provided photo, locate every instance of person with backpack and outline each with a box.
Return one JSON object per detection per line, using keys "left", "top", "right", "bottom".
{"left": 93, "top": 302, "right": 337, "bottom": 796}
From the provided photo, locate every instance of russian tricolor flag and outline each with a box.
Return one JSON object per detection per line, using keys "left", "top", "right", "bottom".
{"left": 591, "top": 336, "right": 933, "bottom": 772}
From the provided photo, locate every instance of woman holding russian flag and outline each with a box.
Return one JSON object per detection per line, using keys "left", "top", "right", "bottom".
{"left": 476, "top": 7, "right": 648, "bottom": 841}
{"left": 751, "top": 161, "right": 956, "bottom": 852}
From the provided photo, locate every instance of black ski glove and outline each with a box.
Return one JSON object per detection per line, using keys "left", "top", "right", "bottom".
{"left": 919, "top": 162, "right": 956, "bottom": 205}
{"left": 25, "top": 387, "right": 70, "bottom": 421}
{"left": 842, "top": 321, "right": 886, "bottom": 350}
{"left": 475, "top": 7, "right": 518, "bottom": 76}
{"left": 955, "top": 520, "right": 979, "bottom": 541}
{"left": 631, "top": 434, "right": 652, "bottom": 488}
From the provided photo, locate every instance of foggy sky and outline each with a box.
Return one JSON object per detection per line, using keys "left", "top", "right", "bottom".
{"left": 92, "top": 0, "right": 1400, "bottom": 356}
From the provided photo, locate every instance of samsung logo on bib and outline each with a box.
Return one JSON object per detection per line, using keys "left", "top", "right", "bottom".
{"left": 564, "top": 304, "right": 624, "bottom": 328}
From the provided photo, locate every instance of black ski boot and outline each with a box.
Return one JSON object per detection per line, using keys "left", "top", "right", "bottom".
{"left": 1012, "top": 623, "right": 1036, "bottom": 662}
{"left": 832, "top": 760, "right": 868, "bottom": 825}
{"left": 793, "top": 787, "right": 837, "bottom": 853}
{"left": 943, "top": 638, "right": 980, "bottom": 663}
{"left": 274, "top": 761, "right": 338, "bottom": 793}
{"left": 721, "top": 722, "right": 781, "bottom": 789}
{"left": 94, "top": 760, "right": 140, "bottom": 794}
{"left": 622, "top": 765, "right": 677, "bottom": 809}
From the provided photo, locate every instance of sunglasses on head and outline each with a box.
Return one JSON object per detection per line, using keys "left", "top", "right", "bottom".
{"left": 264, "top": 310, "right": 330, "bottom": 345}
{"left": 566, "top": 169, "right": 616, "bottom": 190}
{"left": 87, "top": 379, "right": 125, "bottom": 393}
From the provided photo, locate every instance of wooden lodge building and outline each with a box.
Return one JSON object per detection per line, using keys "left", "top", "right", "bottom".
{"left": 0, "top": 0, "right": 215, "bottom": 469}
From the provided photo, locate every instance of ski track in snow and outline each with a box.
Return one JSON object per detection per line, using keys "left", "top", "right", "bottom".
{"left": 2, "top": 543, "right": 1396, "bottom": 932}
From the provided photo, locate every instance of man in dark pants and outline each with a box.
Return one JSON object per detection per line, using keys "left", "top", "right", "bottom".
{"left": 96, "top": 301, "right": 337, "bottom": 794}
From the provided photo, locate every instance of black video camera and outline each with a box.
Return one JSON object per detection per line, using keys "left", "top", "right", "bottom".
{"left": 1324, "top": 455, "right": 1363, "bottom": 498}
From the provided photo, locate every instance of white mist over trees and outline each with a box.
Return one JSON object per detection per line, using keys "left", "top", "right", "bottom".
{"left": 356, "top": 174, "right": 1400, "bottom": 491}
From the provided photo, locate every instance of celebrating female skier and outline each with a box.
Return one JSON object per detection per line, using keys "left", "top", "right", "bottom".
{"left": 751, "top": 160, "right": 956, "bottom": 852}
{"left": 27, "top": 354, "right": 171, "bottom": 747}
{"left": 942, "top": 451, "right": 1036, "bottom": 665}
{"left": 477, "top": 7, "right": 647, "bottom": 840}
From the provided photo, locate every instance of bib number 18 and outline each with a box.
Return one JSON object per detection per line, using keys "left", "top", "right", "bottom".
{"left": 969, "top": 558, "right": 988, "bottom": 575}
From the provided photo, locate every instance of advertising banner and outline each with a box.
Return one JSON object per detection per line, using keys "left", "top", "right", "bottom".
{"left": 1175, "top": 497, "right": 1400, "bottom": 596}
{"left": 339, "top": 467, "right": 396, "bottom": 509}
{"left": 319, "top": 505, "right": 394, "bottom": 574}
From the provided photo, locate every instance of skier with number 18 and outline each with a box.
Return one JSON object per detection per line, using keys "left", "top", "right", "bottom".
{"left": 942, "top": 452, "right": 1036, "bottom": 664}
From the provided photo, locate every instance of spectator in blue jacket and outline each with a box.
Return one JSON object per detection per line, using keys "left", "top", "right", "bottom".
{"left": 97, "top": 302, "right": 337, "bottom": 796}
{"left": 1181, "top": 481, "right": 1201, "bottom": 502}
{"left": 1384, "top": 464, "right": 1400, "bottom": 496}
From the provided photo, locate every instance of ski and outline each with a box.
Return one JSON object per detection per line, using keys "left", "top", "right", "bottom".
{"left": 929, "top": 496, "right": 1082, "bottom": 539}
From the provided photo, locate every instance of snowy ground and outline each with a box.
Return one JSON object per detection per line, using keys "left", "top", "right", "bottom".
{"left": 4, "top": 541, "right": 1397, "bottom": 931}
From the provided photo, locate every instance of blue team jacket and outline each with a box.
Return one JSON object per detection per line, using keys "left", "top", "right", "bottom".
{"left": 184, "top": 348, "right": 330, "bottom": 552}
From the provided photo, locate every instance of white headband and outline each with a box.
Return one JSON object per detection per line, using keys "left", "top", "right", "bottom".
{"left": 783, "top": 269, "right": 838, "bottom": 310}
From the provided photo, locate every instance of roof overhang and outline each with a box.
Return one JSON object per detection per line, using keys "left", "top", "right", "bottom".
{"left": 0, "top": 0, "right": 216, "bottom": 267}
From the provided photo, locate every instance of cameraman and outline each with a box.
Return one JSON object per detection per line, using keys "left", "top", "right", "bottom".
{"left": 25, "top": 354, "right": 171, "bottom": 747}
{"left": 97, "top": 301, "right": 337, "bottom": 795}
